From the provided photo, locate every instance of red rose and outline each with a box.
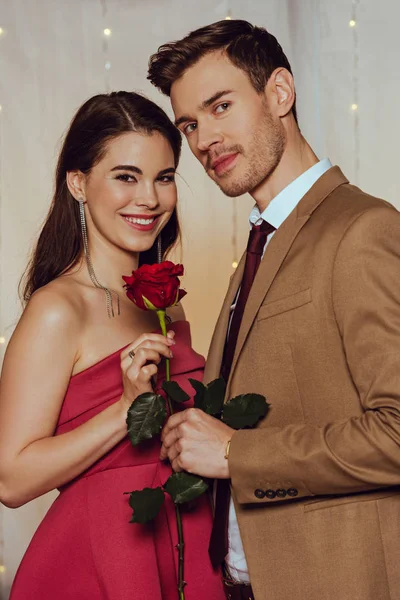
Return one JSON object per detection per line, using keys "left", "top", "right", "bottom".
{"left": 122, "top": 261, "right": 187, "bottom": 311}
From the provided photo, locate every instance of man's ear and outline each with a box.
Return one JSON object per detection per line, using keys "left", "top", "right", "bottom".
{"left": 66, "top": 170, "right": 87, "bottom": 202}
{"left": 266, "top": 67, "right": 296, "bottom": 119}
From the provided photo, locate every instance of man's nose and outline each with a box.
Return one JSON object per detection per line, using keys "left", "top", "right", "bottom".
{"left": 196, "top": 123, "right": 223, "bottom": 153}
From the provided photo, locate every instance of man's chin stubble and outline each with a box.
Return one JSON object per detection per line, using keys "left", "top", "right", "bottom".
{"left": 213, "top": 171, "right": 259, "bottom": 198}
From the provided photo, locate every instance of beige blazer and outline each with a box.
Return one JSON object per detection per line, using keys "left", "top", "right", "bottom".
{"left": 204, "top": 167, "right": 400, "bottom": 600}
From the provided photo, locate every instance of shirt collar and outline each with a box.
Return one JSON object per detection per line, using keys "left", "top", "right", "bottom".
{"left": 249, "top": 158, "right": 332, "bottom": 229}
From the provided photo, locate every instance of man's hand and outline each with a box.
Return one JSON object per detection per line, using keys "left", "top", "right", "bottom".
{"left": 160, "top": 408, "right": 234, "bottom": 479}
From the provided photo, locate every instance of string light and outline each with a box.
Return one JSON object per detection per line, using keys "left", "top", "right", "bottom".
{"left": 0, "top": 28, "right": 4, "bottom": 36}
{"left": 351, "top": 0, "right": 360, "bottom": 184}
{"left": 232, "top": 261, "right": 238, "bottom": 269}
{"left": 0, "top": 337, "right": 5, "bottom": 344}
{"left": 101, "top": 1, "right": 111, "bottom": 91}
{"left": 225, "top": 12, "right": 232, "bottom": 20}
{"left": 0, "top": 106, "right": 2, "bottom": 113}
{"left": 0, "top": 565, "right": 5, "bottom": 573}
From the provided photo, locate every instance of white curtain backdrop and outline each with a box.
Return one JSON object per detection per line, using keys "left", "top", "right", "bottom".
{"left": 0, "top": 0, "right": 399, "bottom": 597}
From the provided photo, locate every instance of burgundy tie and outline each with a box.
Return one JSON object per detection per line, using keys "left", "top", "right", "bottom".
{"left": 209, "top": 220, "right": 275, "bottom": 569}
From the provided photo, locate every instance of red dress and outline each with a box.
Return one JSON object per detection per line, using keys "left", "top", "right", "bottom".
{"left": 10, "top": 321, "right": 224, "bottom": 600}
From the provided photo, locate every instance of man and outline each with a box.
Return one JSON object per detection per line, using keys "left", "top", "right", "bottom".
{"left": 149, "top": 20, "right": 400, "bottom": 600}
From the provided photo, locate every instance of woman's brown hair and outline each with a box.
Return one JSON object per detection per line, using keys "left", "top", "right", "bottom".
{"left": 21, "top": 91, "right": 182, "bottom": 302}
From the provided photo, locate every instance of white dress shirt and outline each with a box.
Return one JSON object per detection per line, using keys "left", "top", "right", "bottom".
{"left": 225, "top": 158, "right": 333, "bottom": 583}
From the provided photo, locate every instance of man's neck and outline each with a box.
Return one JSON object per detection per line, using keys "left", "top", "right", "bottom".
{"left": 251, "top": 134, "right": 319, "bottom": 214}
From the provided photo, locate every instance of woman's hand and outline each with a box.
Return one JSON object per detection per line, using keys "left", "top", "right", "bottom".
{"left": 119, "top": 330, "right": 175, "bottom": 411}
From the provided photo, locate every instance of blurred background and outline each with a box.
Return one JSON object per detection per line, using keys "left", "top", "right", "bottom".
{"left": 0, "top": 0, "right": 399, "bottom": 597}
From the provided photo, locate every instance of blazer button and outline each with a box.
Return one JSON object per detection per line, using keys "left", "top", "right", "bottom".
{"left": 265, "top": 489, "right": 276, "bottom": 499}
{"left": 276, "top": 489, "right": 287, "bottom": 498}
{"left": 254, "top": 489, "right": 266, "bottom": 499}
{"left": 287, "top": 488, "right": 298, "bottom": 497}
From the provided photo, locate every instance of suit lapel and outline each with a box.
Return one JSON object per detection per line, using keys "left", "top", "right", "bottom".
{"left": 227, "top": 211, "right": 309, "bottom": 387}
{"left": 226, "top": 166, "right": 349, "bottom": 391}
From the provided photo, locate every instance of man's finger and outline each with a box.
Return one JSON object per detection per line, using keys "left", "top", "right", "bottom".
{"left": 160, "top": 427, "right": 180, "bottom": 459}
{"left": 171, "top": 455, "right": 183, "bottom": 472}
{"left": 161, "top": 409, "right": 188, "bottom": 441}
{"left": 166, "top": 443, "right": 180, "bottom": 464}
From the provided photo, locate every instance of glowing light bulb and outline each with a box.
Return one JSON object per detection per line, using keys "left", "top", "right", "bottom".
{"left": 0, "top": 105, "right": 2, "bottom": 112}
{"left": 351, "top": 103, "right": 358, "bottom": 111}
{"left": 105, "top": 61, "right": 111, "bottom": 70}
{"left": 0, "top": 565, "right": 6, "bottom": 573}
{"left": 232, "top": 261, "right": 238, "bottom": 269}
{"left": 0, "top": 336, "right": 5, "bottom": 344}
{"left": 349, "top": 20, "right": 356, "bottom": 27}
{"left": 0, "top": 28, "right": 4, "bottom": 36}
{"left": 103, "top": 28, "right": 111, "bottom": 37}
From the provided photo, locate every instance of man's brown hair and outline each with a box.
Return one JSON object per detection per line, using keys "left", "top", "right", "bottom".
{"left": 148, "top": 19, "right": 297, "bottom": 123}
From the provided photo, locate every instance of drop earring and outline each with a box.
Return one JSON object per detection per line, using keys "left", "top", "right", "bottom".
{"left": 157, "top": 234, "right": 163, "bottom": 264}
{"left": 79, "top": 200, "right": 120, "bottom": 318}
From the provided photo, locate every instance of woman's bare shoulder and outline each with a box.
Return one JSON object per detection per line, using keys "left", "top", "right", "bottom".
{"left": 22, "top": 277, "right": 85, "bottom": 334}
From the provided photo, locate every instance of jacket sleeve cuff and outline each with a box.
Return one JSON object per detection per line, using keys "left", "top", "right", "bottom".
{"left": 229, "top": 427, "right": 314, "bottom": 504}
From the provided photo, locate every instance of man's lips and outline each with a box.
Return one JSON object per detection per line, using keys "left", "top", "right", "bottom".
{"left": 210, "top": 153, "right": 239, "bottom": 176}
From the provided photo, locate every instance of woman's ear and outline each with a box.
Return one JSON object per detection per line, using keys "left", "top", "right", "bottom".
{"left": 66, "top": 170, "right": 87, "bottom": 202}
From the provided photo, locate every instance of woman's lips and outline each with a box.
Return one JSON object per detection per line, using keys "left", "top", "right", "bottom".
{"left": 121, "top": 214, "right": 160, "bottom": 232}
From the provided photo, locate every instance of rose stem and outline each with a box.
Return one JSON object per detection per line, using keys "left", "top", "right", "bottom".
{"left": 157, "top": 309, "right": 185, "bottom": 600}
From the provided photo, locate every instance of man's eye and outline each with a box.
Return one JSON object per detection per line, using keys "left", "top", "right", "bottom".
{"left": 215, "top": 102, "right": 230, "bottom": 114}
{"left": 116, "top": 174, "right": 136, "bottom": 182}
{"left": 184, "top": 122, "right": 197, "bottom": 135}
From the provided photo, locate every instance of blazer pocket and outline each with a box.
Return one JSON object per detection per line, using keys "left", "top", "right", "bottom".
{"left": 303, "top": 489, "right": 400, "bottom": 513}
{"left": 257, "top": 288, "right": 312, "bottom": 321}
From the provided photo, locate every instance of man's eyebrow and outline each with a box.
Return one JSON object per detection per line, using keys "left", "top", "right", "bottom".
{"left": 200, "top": 89, "right": 233, "bottom": 110}
{"left": 110, "top": 165, "right": 142, "bottom": 174}
{"left": 174, "top": 90, "right": 234, "bottom": 128}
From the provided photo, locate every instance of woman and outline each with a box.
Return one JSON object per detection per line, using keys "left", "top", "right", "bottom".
{"left": 0, "top": 92, "right": 224, "bottom": 599}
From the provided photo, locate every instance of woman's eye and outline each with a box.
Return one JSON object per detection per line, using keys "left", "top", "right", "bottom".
{"left": 157, "top": 175, "right": 175, "bottom": 184}
{"left": 215, "top": 102, "right": 230, "bottom": 114}
{"left": 184, "top": 122, "right": 197, "bottom": 135}
{"left": 116, "top": 174, "right": 136, "bottom": 183}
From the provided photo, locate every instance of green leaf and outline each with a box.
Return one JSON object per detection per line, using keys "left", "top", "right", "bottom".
{"left": 163, "top": 472, "right": 209, "bottom": 504}
{"left": 203, "top": 377, "right": 226, "bottom": 416}
{"left": 162, "top": 380, "right": 190, "bottom": 404}
{"left": 128, "top": 487, "right": 165, "bottom": 524}
{"left": 222, "top": 393, "right": 270, "bottom": 429}
{"left": 126, "top": 392, "right": 167, "bottom": 446}
{"left": 189, "top": 378, "right": 206, "bottom": 410}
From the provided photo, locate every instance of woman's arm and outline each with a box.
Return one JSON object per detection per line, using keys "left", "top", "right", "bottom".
{"left": 0, "top": 287, "right": 173, "bottom": 508}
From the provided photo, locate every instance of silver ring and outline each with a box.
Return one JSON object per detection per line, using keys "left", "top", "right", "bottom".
{"left": 128, "top": 349, "right": 135, "bottom": 360}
